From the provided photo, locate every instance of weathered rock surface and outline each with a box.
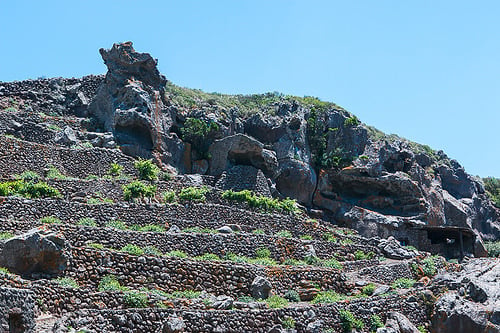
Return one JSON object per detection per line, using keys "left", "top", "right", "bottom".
{"left": 431, "top": 258, "right": 500, "bottom": 333}
{"left": 250, "top": 276, "right": 272, "bottom": 300}
{"left": 0, "top": 228, "right": 69, "bottom": 277}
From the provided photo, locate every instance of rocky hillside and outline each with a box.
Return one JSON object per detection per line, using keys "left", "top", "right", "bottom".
{"left": 0, "top": 42, "right": 498, "bottom": 332}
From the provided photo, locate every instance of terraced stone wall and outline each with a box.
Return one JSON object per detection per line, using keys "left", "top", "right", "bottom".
{"left": 60, "top": 293, "right": 429, "bottom": 332}
{"left": 0, "top": 287, "right": 36, "bottom": 333}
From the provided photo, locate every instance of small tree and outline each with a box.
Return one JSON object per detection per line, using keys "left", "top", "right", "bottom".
{"left": 134, "top": 159, "right": 160, "bottom": 181}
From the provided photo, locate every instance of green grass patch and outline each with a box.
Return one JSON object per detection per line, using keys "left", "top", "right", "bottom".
{"left": 165, "top": 250, "right": 188, "bottom": 258}
{"left": 120, "top": 244, "right": 145, "bottom": 256}
{"left": 106, "top": 219, "right": 127, "bottom": 230}
{"left": 222, "top": 189, "right": 298, "bottom": 213}
{"left": 311, "top": 291, "right": 347, "bottom": 304}
{"left": 265, "top": 295, "right": 288, "bottom": 309}
{"left": 40, "top": 216, "right": 62, "bottom": 224}
{"left": 392, "top": 278, "right": 416, "bottom": 289}
{"left": 77, "top": 217, "right": 96, "bottom": 227}
{"left": 56, "top": 277, "right": 79, "bottom": 289}
{"left": 0, "top": 232, "right": 13, "bottom": 240}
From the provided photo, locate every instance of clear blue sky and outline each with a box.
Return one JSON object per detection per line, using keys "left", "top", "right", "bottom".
{"left": 1, "top": 1, "right": 498, "bottom": 177}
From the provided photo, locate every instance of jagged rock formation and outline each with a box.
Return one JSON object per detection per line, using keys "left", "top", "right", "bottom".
{"left": 0, "top": 42, "right": 498, "bottom": 332}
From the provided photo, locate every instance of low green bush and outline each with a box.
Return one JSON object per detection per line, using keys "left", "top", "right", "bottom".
{"left": 282, "top": 317, "right": 296, "bottom": 329}
{"left": 265, "top": 295, "right": 288, "bottom": 309}
{"left": 123, "top": 291, "right": 148, "bottom": 308}
{"left": 40, "top": 216, "right": 61, "bottom": 224}
{"left": 321, "top": 258, "right": 343, "bottom": 270}
{"left": 255, "top": 247, "right": 271, "bottom": 259}
{"left": 362, "top": 283, "right": 376, "bottom": 296}
{"left": 120, "top": 244, "right": 145, "bottom": 256}
{"left": 108, "top": 163, "right": 123, "bottom": 177}
{"left": 56, "top": 277, "right": 79, "bottom": 289}
{"left": 178, "top": 186, "right": 209, "bottom": 202}
{"left": 484, "top": 241, "right": 500, "bottom": 257}
{"left": 339, "top": 309, "right": 364, "bottom": 332}
{"left": 122, "top": 181, "right": 157, "bottom": 201}
{"left": 98, "top": 275, "right": 128, "bottom": 292}
{"left": 354, "top": 250, "right": 375, "bottom": 260}
{"left": 87, "top": 243, "right": 104, "bottom": 250}
{"left": 392, "top": 278, "right": 416, "bottom": 289}
{"left": 77, "top": 217, "right": 96, "bottom": 227}
{"left": 370, "top": 314, "right": 384, "bottom": 332}
{"left": 106, "top": 220, "right": 127, "bottom": 230}
{"left": 283, "top": 290, "right": 300, "bottom": 302}
{"left": 162, "top": 190, "right": 177, "bottom": 203}
{"left": 0, "top": 232, "right": 13, "bottom": 240}
{"left": 221, "top": 189, "right": 298, "bottom": 213}
{"left": 165, "top": 250, "right": 188, "bottom": 258}
{"left": 311, "top": 291, "right": 346, "bottom": 304}
{"left": 134, "top": 159, "right": 160, "bottom": 181}
{"left": 276, "top": 230, "right": 292, "bottom": 238}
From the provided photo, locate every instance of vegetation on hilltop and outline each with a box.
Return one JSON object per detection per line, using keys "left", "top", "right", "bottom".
{"left": 483, "top": 177, "right": 500, "bottom": 208}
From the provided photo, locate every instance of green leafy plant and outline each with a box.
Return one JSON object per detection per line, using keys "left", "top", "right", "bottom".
{"left": 178, "top": 186, "right": 209, "bottom": 202}
{"left": 123, "top": 291, "right": 148, "bottom": 308}
{"left": 339, "top": 309, "right": 364, "bottom": 332}
{"left": 180, "top": 117, "right": 220, "bottom": 157}
{"left": 276, "top": 230, "right": 292, "bottom": 238}
{"left": 120, "top": 244, "right": 145, "bottom": 256}
{"left": 0, "top": 267, "right": 11, "bottom": 275}
{"left": 282, "top": 317, "right": 296, "bottom": 329}
{"left": 265, "top": 295, "right": 288, "bottom": 309}
{"left": 252, "top": 229, "right": 265, "bottom": 235}
{"left": 362, "top": 283, "right": 376, "bottom": 296}
{"left": 134, "top": 159, "right": 160, "bottom": 181}
{"left": 344, "top": 115, "right": 360, "bottom": 127}
{"left": 106, "top": 219, "right": 127, "bottom": 230}
{"left": 354, "top": 250, "right": 375, "bottom": 260}
{"left": 98, "top": 275, "right": 128, "bottom": 292}
{"left": 77, "top": 217, "right": 96, "bottom": 227}
{"left": 56, "top": 277, "right": 79, "bottom": 289}
{"left": 122, "top": 181, "right": 157, "bottom": 201}
{"left": 40, "top": 216, "right": 61, "bottom": 224}
{"left": 392, "top": 278, "right": 416, "bottom": 289}
{"left": 0, "top": 232, "right": 13, "bottom": 240}
{"left": 370, "top": 314, "right": 384, "bottom": 332}
{"left": 417, "top": 325, "right": 429, "bottom": 333}
{"left": 311, "top": 291, "right": 346, "bottom": 304}
{"left": 300, "top": 235, "right": 313, "bottom": 240}
{"left": 483, "top": 177, "right": 500, "bottom": 208}
{"left": 162, "top": 190, "right": 177, "bottom": 203}
{"left": 484, "top": 241, "right": 500, "bottom": 257}
{"left": 193, "top": 253, "right": 220, "bottom": 261}
{"left": 221, "top": 189, "right": 298, "bottom": 213}
{"left": 15, "top": 170, "right": 40, "bottom": 182}
{"left": 108, "top": 163, "right": 123, "bottom": 177}
{"left": 46, "top": 165, "right": 68, "bottom": 180}
{"left": 321, "top": 258, "right": 343, "bottom": 270}
{"left": 165, "top": 250, "right": 188, "bottom": 258}
{"left": 255, "top": 247, "right": 271, "bottom": 259}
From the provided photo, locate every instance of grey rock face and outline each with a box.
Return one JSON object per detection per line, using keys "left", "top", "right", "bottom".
{"left": 54, "top": 126, "right": 79, "bottom": 146}
{"left": 431, "top": 258, "right": 500, "bottom": 333}
{"left": 0, "top": 228, "right": 69, "bottom": 277}
{"left": 383, "top": 312, "right": 420, "bottom": 333}
{"left": 378, "top": 237, "right": 418, "bottom": 260}
{"left": 250, "top": 276, "right": 273, "bottom": 300}
{"left": 162, "top": 316, "right": 186, "bottom": 333}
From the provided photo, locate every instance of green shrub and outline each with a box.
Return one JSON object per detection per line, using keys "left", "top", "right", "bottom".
{"left": 322, "top": 232, "right": 337, "bottom": 242}
{"left": 122, "top": 181, "right": 157, "bottom": 201}
{"left": 134, "top": 159, "right": 160, "bottom": 181}
{"left": 77, "top": 217, "right": 96, "bottom": 227}
{"left": 311, "top": 291, "right": 346, "bottom": 304}
{"left": 180, "top": 117, "right": 220, "bottom": 157}
{"left": 0, "top": 267, "right": 11, "bottom": 275}
{"left": 392, "top": 278, "right": 416, "bottom": 289}
{"left": 165, "top": 250, "right": 188, "bottom": 258}
{"left": 419, "top": 256, "right": 438, "bottom": 277}
{"left": 193, "top": 253, "right": 220, "bottom": 261}
{"left": 252, "top": 229, "right": 265, "bottom": 235}
{"left": 354, "top": 250, "right": 375, "bottom": 260}
{"left": 283, "top": 290, "right": 300, "bottom": 302}
{"left": 87, "top": 196, "right": 114, "bottom": 205}
{"left": 344, "top": 115, "right": 360, "bottom": 127}
{"left": 0, "top": 180, "right": 61, "bottom": 199}
{"left": 300, "top": 235, "right": 313, "bottom": 240}
{"left": 483, "top": 177, "right": 500, "bottom": 208}
{"left": 16, "top": 170, "right": 40, "bottom": 182}
{"left": 120, "top": 244, "right": 145, "bottom": 256}
{"left": 108, "top": 163, "right": 123, "bottom": 177}
{"left": 56, "top": 277, "right": 79, "bottom": 289}
{"left": 321, "top": 258, "right": 343, "bottom": 270}
{"left": 276, "top": 230, "right": 292, "bottom": 238}
{"left": 123, "top": 291, "right": 148, "bottom": 308}
{"left": 417, "top": 325, "right": 429, "bottom": 333}
{"left": 484, "top": 241, "right": 500, "bottom": 257}
{"left": 304, "top": 255, "right": 320, "bottom": 265}
{"left": 46, "top": 165, "right": 68, "bottom": 180}
{"left": 40, "top": 216, "right": 61, "bottom": 224}
{"left": 87, "top": 243, "right": 104, "bottom": 250}
{"left": 178, "top": 186, "right": 209, "bottom": 202}
{"left": 0, "top": 232, "right": 13, "bottom": 240}
{"left": 339, "top": 309, "right": 364, "bottom": 332}
{"left": 98, "top": 275, "right": 128, "bottom": 292}
{"left": 362, "top": 283, "right": 376, "bottom": 296}
{"left": 106, "top": 219, "right": 127, "bottom": 230}
{"left": 282, "top": 317, "right": 296, "bottom": 329}
{"left": 370, "top": 314, "right": 384, "bottom": 332}
{"left": 265, "top": 295, "right": 288, "bottom": 309}
{"left": 162, "top": 190, "right": 177, "bottom": 203}
{"left": 221, "top": 189, "right": 298, "bottom": 213}
{"left": 251, "top": 257, "right": 277, "bottom": 266}
{"left": 255, "top": 247, "right": 271, "bottom": 259}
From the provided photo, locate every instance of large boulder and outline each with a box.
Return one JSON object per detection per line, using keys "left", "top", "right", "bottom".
{"left": 431, "top": 258, "right": 500, "bottom": 333}
{"left": 275, "top": 159, "right": 316, "bottom": 205}
{"left": 208, "top": 134, "right": 278, "bottom": 177}
{"left": 89, "top": 42, "right": 185, "bottom": 169}
{"left": 0, "top": 228, "right": 69, "bottom": 277}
